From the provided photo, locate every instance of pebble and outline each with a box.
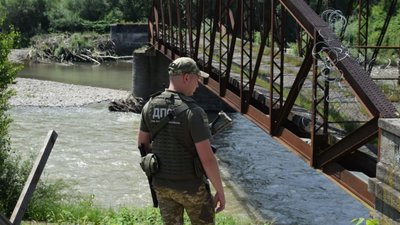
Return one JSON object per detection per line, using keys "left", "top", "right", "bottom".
{"left": 9, "top": 78, "right": 130, "bottom": 107}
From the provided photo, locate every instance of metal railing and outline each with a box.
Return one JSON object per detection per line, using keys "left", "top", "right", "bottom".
{"left": 147, "top": 0, "right": 399, "bottom": 207}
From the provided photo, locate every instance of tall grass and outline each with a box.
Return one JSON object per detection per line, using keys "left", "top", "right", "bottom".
{"left": 25, "top": 198, "right": 272, "bottom": 225}
{"left": 21, "top": 179, "right": 272, "bottom": 225}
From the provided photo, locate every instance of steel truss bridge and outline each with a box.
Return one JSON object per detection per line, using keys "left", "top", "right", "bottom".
{"left": 147, "top": 0, "right": 399, "bottom": 207}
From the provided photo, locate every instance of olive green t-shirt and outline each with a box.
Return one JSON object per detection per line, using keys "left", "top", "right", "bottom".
{"left": 139, "top": 90, "right": 211, "bottom": 191}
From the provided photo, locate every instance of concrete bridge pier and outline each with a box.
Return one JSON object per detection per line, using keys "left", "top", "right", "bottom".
{"left": 132, "top": 47, "right": 233, "bottom": 112}
{"left": 132, "top": 47, "right": 170, "bottom": 100}
{"left": 369, "top": 118, "right": 400, "bottom": 224}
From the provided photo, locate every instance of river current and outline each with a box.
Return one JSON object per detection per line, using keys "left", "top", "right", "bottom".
{"left": 9, "top": 62, "right": 370, "bottom": 224}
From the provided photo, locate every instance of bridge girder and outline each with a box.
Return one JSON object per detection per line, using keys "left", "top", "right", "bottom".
{"left": 148, "top": 0, "right": 399, "bottom": 207}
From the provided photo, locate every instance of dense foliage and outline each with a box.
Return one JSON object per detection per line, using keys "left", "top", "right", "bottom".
{"left": 0, "top": 0, "right": 397, "bottom": 222}
{"left": 0, "top": 0, "right": 399, "bottom": 54}
{"left": 0, "top": 18, "right": 68, "bottom": 220}
{"left": 343, "top": 1, "right": 400, "bottom": 63}
{"left": 0, "top": 0, "right": 151, "bottom": 45}
{"left": 0, "top": 17, "right": 23, "bottom": 216}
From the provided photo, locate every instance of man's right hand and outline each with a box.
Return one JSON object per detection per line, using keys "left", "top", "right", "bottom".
{"left": 214, "top": 191, "right": 225, "bottom": 213}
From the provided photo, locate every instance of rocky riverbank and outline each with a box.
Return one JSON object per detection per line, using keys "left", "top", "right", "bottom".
{"left": 9, "top": 78, "right": 131, "bottom": 107}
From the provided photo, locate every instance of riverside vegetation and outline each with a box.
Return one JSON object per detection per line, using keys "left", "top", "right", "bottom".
{"left": 1, "top": 0, "right": 399, "bottom": 64}
{"left": 0, "top": 18, "right": 272, "bottom": 225}
{"left": 1, "top": 0, "right": 398, "bottom": 224}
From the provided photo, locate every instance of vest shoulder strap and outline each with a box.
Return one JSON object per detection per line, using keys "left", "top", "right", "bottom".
{"left": 151, "top": 103, "right": 190, "bottom": 140}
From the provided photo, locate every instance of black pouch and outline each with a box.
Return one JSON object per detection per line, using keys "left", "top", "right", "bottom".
{"left": 140, "top": 153, "right": 160, "bottom": 177}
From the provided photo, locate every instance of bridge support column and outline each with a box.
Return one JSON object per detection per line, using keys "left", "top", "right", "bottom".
{"left": 132, "top": 47, "right": 170, "bottom": 100}
{"left": 132, "top": 47, "right": 233, "bottom": 112}
{"left": 369, "top": 118, "right": 400, "bottom": 224}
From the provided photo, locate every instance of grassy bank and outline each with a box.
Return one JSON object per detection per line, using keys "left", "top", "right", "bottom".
{"left": 14, "top": 179, "right": 272, "bottom": 225}
{"left": 21, "top": 195, "right": 272, "bottom": 225}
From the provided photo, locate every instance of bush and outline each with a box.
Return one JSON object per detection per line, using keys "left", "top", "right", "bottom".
{"left": 0, "top": 0, "right": 51, "bottom": 46}
{"left": 0, "top": 19, "right": 68, "bottom": 221}
{"left": 0, "top": 17, "right": 23, "bottom": 216}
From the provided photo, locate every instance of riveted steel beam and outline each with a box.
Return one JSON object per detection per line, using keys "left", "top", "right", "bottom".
{"left": 323, "top": 162, "right": 375, "bottom": 207}
{"left": 148, "top": 0, "right": 160, "bottom": 46}
{"left": 205, "top": 0, "right": 219, "bottom": 74}
{"left": 252, "top": 0, "right": 270, "bottom": 110}
{"left": 270, "top": 0, "right": 285, "bottom": 134}
{"left": 239, "top": 0, "right": 253, "bottom": 113}
{"left": 148, "top": 0, "right": 399, "bottom": 209}
{"left": 296, "top": 0, "right": 322, "bottom": 57}
{"left": 273, "top": 42, "right": 314, "bottom": 136}
{"left": 357, "top": 0, "right": 369, "bottom": 71}
{"left": 218, "top": 0, "right": 237, "bottom": 98}
{"left": 310, "top": 28, "right": 330, "bottom": 167}
{"left": 181, "top": 0, "right": 203, "bottom": 59}
{"left": 316, "top": 117, "right": 379, "bottom": 168}
{"left": 279, "top": 0, "right": 397, "bottom": 118}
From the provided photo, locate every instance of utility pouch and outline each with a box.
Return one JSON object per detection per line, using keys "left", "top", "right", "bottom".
{"left": 140, "top": 153, "right": 160, "bottom": 177}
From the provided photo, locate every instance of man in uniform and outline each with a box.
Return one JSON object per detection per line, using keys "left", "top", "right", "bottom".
{"left": 137, "top": 57, "right": 225, "bottom": 225}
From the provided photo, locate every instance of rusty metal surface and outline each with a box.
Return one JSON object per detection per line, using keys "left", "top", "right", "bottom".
{"left": 357, "top": 0, "right": 369, "bottom": 71}
{"left": 219, "top": 0, "right": 237, "bottom": 98}
{"left": 269, "top": 0, "right": 285, "bottom": 134}
{"left": 273, "top": 42, "right": 313, "bottom": 136}
{"left": 316, "top": 117, "right": 379, "bottom": 168}
{"left": 310, "top": 28, "right": 330, "bottom": 166}
{"left": 148, "top": 0, "right": 400, "bottom": 209}
{"left": 239, "top": 0, "right": 254, "bottom": 114}
{"left": 280, "top": 0, "right": 397, "bottom": 118}
{"left": 323, "top": 162, "right": 375, "bottom": 207}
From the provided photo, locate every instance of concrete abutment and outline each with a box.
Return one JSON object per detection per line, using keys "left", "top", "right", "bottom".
{"left": 369, "top": 118, "right": 400, "bottom": 224}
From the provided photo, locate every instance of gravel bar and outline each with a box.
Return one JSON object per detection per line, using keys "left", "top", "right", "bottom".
{"left": 9, "top": 78, "right": 131, "bottom": 107}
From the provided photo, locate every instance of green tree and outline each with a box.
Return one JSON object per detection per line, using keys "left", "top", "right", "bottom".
{"left": 0, "top": 0, "right": 151, "bottom": 37}
{"left": 46, "top": 0, "right": 84, "bottom": 32}
{"left": 0, "top": 18, "right": 68, "bottom": 220}
{"left": 73, "top": 0, "right": 110, "bottom": 21}
{"left": 0, "top": 0, "right": 51, "bottom": 45}
{"left": 119, "top": 0, "right": 151, "bottom": 22}
{"left": 0, "top": 17, "right": 23, "bottom": 216}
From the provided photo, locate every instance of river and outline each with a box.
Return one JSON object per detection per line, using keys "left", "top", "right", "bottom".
{"left": 10, "top": 62, "right": 370, "bottom": 225}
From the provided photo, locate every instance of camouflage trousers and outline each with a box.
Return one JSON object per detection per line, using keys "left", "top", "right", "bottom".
{"left": 154, "top": 184, "right": 215, "bottom": 225}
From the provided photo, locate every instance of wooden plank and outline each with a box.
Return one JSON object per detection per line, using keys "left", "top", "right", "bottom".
{"left": 10, "top": 130, "right": 58, "bottom": 225}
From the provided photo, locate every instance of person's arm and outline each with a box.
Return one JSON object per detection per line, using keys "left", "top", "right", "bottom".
{"left": 195, "top": 139, "right": 225, "bottom": 213}
{"left": 138, "top": 130, "right": 151, "bottom": 153}
{"left": 138, "top": 102, "right": 151, "bottom": 153}
{"left": 137, "top": 129, "right": 158, "bottom": 207}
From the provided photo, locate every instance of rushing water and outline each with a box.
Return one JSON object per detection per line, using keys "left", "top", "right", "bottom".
{"left": 10, "top": 62, "right": 370, "bottom": 224}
